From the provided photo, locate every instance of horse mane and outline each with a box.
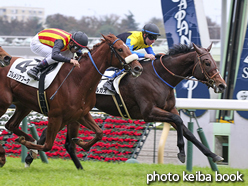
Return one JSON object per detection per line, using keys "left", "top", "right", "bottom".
{"left": 89, "top": 33, "right": 117, "bottom": 53}
{"left": 167, "top": 44, "right": 198, "bottom": 56}
{"left": 80, "top": 33, "right": 118, "bottom": 60}
{"left": 160, "top": 44, "right": 203, "bottom": 57}
{"left": 139, "top": 44, "right": 196, "bottom": 63}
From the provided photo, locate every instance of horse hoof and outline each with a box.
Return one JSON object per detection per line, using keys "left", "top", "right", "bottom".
{"left": 15, "top": 136, "right": 25, "bottom": 144}
{"left": 30, "top": 150, "right": 38, "bottom": 159}
{"left": 177, "top": 153, "right": 186, "bottom": 163}
{"left": 25, "top": 163, "right": 30, "bottom": 168}
{"left": 0, "top": 163, "right": 5, "bottom": 168}
{"left": 213, "top": 155, "right": 224, "bottom": 163}
{"left": 0, "top": 160, "right": 5, "bottom": 168}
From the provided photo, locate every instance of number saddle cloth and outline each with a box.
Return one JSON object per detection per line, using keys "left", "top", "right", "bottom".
{"left": 7, "top": 58, "right": 63, "bottom": 116}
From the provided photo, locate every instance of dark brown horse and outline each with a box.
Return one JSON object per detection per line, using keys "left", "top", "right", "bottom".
{"left": 0, "top": 34, "right": 143, "bottom": 168}
{"left": 26, "top": 43, "right": 227, "bottom": 169}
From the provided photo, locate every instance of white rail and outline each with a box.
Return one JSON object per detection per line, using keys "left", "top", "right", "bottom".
{"left": 175, "top": 98, "right": 248, "bottom": 111}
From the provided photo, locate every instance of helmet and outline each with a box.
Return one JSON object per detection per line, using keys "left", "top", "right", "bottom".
{"left": 142, "top": 23, "right": 161, "bottom": 36}
{"left": 71, "top": 31, "right": 88, "bottom": 48}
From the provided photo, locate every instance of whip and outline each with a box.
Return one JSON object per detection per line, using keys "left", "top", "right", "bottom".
{"left": 50, "top": 65, "right": 75, "bottom": 100}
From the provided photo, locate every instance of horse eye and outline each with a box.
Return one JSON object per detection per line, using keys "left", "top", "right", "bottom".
{"left": 205, "top": 62, "right": 210, "bottom": 66}
{"left": 203, "top": 59, "right": 211, "bottom": 66}
{"left": 118, "top": 48, "right": 123, "bottom": 52}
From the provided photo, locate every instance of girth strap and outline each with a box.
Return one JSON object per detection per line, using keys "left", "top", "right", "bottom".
{"left": 37, "top": 72, "right": 49, "bottom": 116}
{"left": 112, "top": 93, "right": 132, "bottom": 120}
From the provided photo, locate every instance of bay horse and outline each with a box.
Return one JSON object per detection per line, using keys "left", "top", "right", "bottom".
{"left": 26, "top": 43, "right": 227, "bottom": 169}
{"left": 0, "top": 34, "right": 143, "bottom": 168}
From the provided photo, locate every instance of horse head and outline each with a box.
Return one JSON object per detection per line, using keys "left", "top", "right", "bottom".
{"left": 192, "top": 43, "right": 227, "bottom": 93}
{"left": 0, "top": 46, "right": 12, "bottom": 67}
{"left": 101, "top": 34, "right": 143, "bottom": 77}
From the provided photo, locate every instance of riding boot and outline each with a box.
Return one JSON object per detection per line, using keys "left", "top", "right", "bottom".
{"left": 27, "top": 59, "right": 48, "bottom": 80}
{"left": 103, "top": 79, "right": 115, "bottom": 93}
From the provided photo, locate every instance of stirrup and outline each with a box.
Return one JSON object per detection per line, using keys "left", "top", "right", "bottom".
{"left": 103, "top": 80, "right": 116, "bottom": 93}
{"left": 27, "top": 69, "right": 39, "bottom": 80}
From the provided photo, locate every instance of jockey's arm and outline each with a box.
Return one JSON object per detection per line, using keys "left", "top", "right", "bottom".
{"left": 51, "top": 40, "right": 71, "bottom": 63}
{"left": 144, "top": 47, "right": 156, "bottom": 60}
{"left": 126, "top": 39, "right": 145, "bottom": 58}
{"left": 145, "top": 46, "right": 156, "bottom": 56}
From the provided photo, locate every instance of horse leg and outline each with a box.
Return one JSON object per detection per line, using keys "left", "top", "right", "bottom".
{"left": 0, "top": 144, "right": 6, "bottom": 167}
{"left": 168, "top": 107, "right": 186, "bottom": 163}
{"left": 5, "top": 105, "right": 34, "bottom": 142}
{"left": 142, "top": 106, "right": 185, "bottom": 163}
{"left": 0, "top": 93, "right": 13, "bottom": 167}
{"left": 169, "top": 114, "right": 224, "bottom": 163}
{"left": 25, "top": 127, "right": 48, "bottom": 166}
{"left": 25, "top": 122, "right": 84, "bottom": 170}
{"left": 17, "top": 116, "right": 63, "bottom": 151}
{"left": 65, "top": 122, "right": 83, "bottom": 169}
{"left": 72, "top": 112, "right": 103, "bottom": 151}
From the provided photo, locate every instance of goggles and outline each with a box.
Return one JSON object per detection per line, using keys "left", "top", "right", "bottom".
{"left": 147, "top": 34, "right": 157, "bottom": 40}
{"left": 72, "top": 45, "right": 82, "bottom": 51}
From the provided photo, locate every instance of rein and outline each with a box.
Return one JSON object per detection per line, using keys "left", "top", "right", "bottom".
{"left": 88, "top": 38, "right": 127, "bottom": 78}
{"left": 158, "top": 52, "right": 219, "bottom": 87}
{"left": 88, "top": 52, "right": 113, "bottom": 78}
{"left": 152, "top": 60, "right": 175, "bottom": 88}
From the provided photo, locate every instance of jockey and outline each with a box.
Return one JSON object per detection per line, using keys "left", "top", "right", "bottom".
{"left": 116, "top": 23, "right": 161, "bottom": 61}
{"left": 27, "top": 28, "right": 88, "bottom": 80}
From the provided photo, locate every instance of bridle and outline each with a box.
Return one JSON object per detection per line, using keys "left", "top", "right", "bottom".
{"left": 158, "top": 51, "right": 220, "bottom": 88}
{"left": 192, "top": 52, "right": 220, "bottom": 87}
{"left": 88, "top": 38, "right": 133, "bottom": 78}
{"left": 108, "top": 38, "right": 131, "bottom": 71}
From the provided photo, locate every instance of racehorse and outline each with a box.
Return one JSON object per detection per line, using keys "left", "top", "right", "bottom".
{"left": 26, "top": 43, "right": 227, "bottom": 169}
{"left": 0, "top": 34, "right": 143, "bottom": 168}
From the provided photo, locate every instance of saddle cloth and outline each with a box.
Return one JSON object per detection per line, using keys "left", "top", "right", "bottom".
{"left": 96, "top": 71, "right": 127, "bottom": 95}
{"left": 7, "top": 58, "right": 63, "bottom": 89}
{"left": 96, "top": 71, "right": 132, "bottom": 119}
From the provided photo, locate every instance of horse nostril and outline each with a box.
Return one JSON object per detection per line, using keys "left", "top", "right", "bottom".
{"left": 219, "top": 83, "right": 226, "bottom": 91}
{"left": 134, "top": 66, "right": 143, "bottom": 73}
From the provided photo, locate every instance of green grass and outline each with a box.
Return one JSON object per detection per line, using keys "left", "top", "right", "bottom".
{"left": 0, "top": 157, "right": 247, "bottom": 186}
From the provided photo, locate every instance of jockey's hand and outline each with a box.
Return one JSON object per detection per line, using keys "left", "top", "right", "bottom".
{"left": 145, "top": 54, "right": 155, "bottom": 61}
{"left": 70, "top": 59, "right": 80, "bottom": 68}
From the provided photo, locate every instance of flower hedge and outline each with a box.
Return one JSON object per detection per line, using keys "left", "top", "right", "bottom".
{"left": 0, "top": 116, "right": 150, "bottom": 162}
